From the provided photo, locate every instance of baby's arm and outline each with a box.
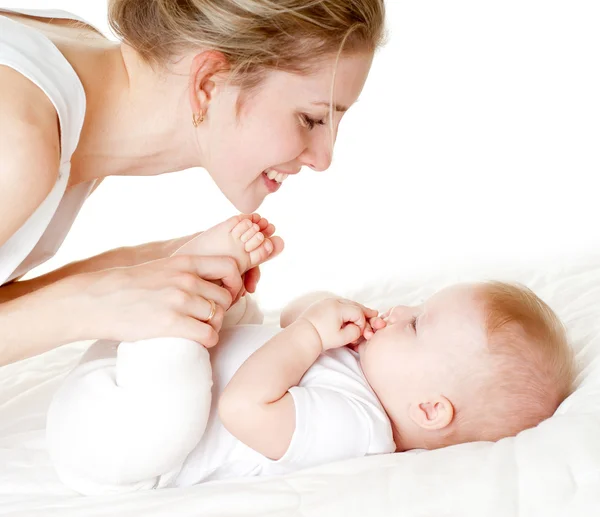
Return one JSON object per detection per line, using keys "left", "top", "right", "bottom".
{"left": 281, "top": 292, "right": 383, "bottom": 339}
{"left": 219, "top": 299, "right": 376, "bottom": 461}
{"left": 280, "top": 291, "right": 339, "bottom": 327}
{"left": 218, "top": 319, "right": 322, "bottom": 460}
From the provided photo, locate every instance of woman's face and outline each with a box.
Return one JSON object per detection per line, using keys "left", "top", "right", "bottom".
{"left": 199, "top": 52, "right": 374, "bottom": 213}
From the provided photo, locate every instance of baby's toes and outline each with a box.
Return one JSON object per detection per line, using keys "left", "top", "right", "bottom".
{"left": 244, "top": 228, "right": 265, "bottom": 251}
{"left": 256, "top": 216, "right": 270, "bottom": 231}
{"left": 248, "top": 238, "right": 274, "bottom": 268}
{"left": 231, "top": 219, "right": 255, "bottom": 239}
{"left": 262, "top": 223, "right": 276, "bottom": 238}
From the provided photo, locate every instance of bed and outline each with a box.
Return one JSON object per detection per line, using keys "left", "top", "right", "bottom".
{"left": 2, "top": 256, "right": 600, "bottom": 517}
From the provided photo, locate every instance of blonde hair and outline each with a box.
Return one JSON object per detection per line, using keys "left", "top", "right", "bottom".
{"left": 446, "top": 282, "right": 575, "bottom": 446}
{"left": 108, "top": 0, "right": 386, "bottom": 90}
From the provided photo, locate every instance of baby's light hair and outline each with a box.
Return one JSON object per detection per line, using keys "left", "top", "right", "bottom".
{"left": 447, "top": 281, "right": 575, "bottom": 445}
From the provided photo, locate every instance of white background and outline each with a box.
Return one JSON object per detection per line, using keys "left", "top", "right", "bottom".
{"left": 5, "top": 0, "right": 600, "bottom": 310}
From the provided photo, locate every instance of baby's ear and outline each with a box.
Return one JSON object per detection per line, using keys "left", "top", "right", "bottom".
{"left": 408, "top": 396, "right": 454, "bottom": 430}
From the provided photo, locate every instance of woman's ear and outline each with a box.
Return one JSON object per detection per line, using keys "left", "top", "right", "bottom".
{"left": 408, "top": 395, "right": 454, "bottom": 431}
{"left": 189, "top": 50, "right": 229, "bottom": 116}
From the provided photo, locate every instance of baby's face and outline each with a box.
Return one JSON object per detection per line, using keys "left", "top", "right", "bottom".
{"left": 358, "top": 284, "right": 488, "bottom": 425}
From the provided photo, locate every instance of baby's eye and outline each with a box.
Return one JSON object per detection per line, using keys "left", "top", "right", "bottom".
{"left": 410, "top": 316, "right": 418, "bottom": 333}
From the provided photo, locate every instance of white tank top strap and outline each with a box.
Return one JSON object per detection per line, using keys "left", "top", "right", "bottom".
{"left": 0, "top": 9, "right": 88, "bottom": 285}
{"left": 0, "top": 9, "right": 86, "bottom": 163}
{"left": 0, "top": 7, "right": 89, "bottom": 24}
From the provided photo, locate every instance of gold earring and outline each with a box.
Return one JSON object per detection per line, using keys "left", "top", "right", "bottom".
{"left": 192, "top": 111, "right": 204, "bottom": 127}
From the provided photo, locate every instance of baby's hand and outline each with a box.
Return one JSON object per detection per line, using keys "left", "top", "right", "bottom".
{"left": 364, "top": 315, "right": 387, "bottom": 340}
{"left": 298, "top": 298, "right": 378, "bottom": 351}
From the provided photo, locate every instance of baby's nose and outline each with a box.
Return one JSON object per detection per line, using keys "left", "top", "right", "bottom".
{"left": 385, "top": 305, "right": 412, "bottom": 323}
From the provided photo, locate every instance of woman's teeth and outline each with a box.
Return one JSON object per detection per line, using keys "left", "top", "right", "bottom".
{"left": 265, "top": 168, "right": 289, "bottom": 184}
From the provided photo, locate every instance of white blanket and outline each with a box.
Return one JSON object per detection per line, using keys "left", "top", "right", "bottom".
{"left": 1, "top": 257, "right": 600, "bottom": 517}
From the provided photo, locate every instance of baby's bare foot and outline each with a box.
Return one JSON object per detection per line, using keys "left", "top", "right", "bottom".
{"left": 173, "top": 214, "right": 279, "bottom": 273}
{"left": 229, "top": 217, "right": 274, "bottom": 272}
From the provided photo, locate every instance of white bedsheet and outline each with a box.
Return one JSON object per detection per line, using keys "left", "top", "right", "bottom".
{"left": 2, "top": 256, "right": 600, "bottom": 517}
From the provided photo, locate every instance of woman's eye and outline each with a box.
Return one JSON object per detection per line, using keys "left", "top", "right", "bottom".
{"left": 301, "top": 114, "right": 326, "bottom": 130}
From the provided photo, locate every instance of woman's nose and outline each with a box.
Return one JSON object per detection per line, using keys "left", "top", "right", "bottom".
{"left": 299, "top": 134, "right": 334, "bottom": 172}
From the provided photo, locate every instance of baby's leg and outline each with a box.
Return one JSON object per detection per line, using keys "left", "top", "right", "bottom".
{"left": 46, "top": 337, "right": 212, "bottom": 494}
{"left": 222, "top": 295, "right": 264, "bottom": 327}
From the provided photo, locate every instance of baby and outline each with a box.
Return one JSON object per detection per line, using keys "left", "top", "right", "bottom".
{"left": 46, "top": 215, "right": 575, "bottom": 494}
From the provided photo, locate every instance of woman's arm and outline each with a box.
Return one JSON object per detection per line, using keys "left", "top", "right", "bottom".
{"left": 0, "top": 277, "right": 95, "bottom": 366}
{"left": 0, "top": 255, "right": 243, "bottom": 366}
{"left": 0, "top": 234, "right": 196, "bottom": 303}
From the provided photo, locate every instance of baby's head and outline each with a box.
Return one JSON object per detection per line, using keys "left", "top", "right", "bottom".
{"left": 357, "top": 282, "right": 575, "bottom": 451}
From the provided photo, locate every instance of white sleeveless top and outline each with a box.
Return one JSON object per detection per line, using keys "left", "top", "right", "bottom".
{"left": 0, "top": 8, "right": 96, "bottom": 285}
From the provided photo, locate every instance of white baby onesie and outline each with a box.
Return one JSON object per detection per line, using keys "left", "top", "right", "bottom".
{"left": 47, "top": 325, "right": 395, "bottom": 494}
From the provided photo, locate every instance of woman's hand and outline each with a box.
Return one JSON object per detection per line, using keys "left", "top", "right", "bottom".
{"left": 68, "top": 255, "right": 243, "bottom": 347}
{"left": 243, "top": 266, "right": 261, "bottom": 295}
{"left": 0, "top": 233, "right": 205, "bottom": 304}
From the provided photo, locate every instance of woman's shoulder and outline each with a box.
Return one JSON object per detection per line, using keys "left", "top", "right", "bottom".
{"left": 0, "top": 65, "right": 60, "bottom": 248}
{"left": 0, "top": 64, "right": 60, "bottom": 180}
{"left": 0, "top": 12, "right": 88, "bottom": 160}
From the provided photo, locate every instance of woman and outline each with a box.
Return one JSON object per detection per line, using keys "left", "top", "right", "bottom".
{"left": 0, "top": 0, "right": 386, "bottom": 366}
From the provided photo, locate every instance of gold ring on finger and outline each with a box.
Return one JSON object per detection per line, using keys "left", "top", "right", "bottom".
{"left": 205, "top": 299, "right": 217, "bottom": 324}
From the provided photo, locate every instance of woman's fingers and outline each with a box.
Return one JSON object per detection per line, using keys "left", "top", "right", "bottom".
{"left": 169, "top": 273, "right": 231, "bottom": 310}
{"left": 268, "top": 236, "right": 285, "bottom": 260}
{"left": 185, "top": 296, "right": 225, "bottom": 332}
{"left": 262, "top": 223, "right": 276, "bottom": 238}
{"left": 78, "top": 254, "right": 246, "bottom": 345}
{"left": 179, "top": 317, "right": 220, "bottom": 348}
{"left": 244, "top": 266, "right": 261, "bottom": 294}
{"left": 168, "top": 255, "right": 243, "bottom": 303}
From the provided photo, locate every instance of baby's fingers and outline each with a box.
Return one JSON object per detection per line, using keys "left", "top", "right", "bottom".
{"left": 358, "top": 305, "right": 378, "bottom": 319}
{"left": 339, "top": 299, "right": 376, "bottom": 314}
{"left": 363, "top": 319, "right": 376, "bottom": 339}
{"left": 340, "top": 323, "right": 363, "bottom": 345}
{"left": 369, "top": 316, "right": 387, "bottom": 330}
{"left": 339, "top": 302, "right": 368, "bottom": 330}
